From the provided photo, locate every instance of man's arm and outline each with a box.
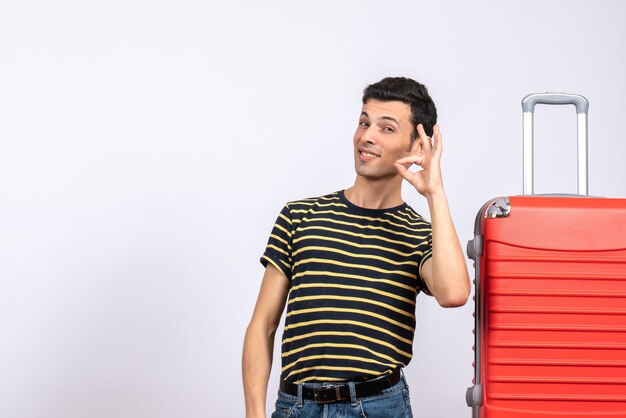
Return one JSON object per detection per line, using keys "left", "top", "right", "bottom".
{"left": 419, "top": 195, "right": 470, "bottom": 307}
{"left": 395, "top": 124, "right": 470, "bottom": 307}
{"left": 242, "top": 264, "right": 290, "bottom": 418}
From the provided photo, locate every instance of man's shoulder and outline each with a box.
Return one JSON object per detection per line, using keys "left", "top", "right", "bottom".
{"left": 396, "top": 203, "right": 431, "bottom": 228}
{"left": 284, "top": 191, "right": 342, "bottom": 210}
{"left": 400, "top": 203, "right": 426, "bottom": 219}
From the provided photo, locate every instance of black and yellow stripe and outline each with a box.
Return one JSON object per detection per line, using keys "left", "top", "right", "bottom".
{"left": 261, "top": 190, "right": 432, "bottom": 383}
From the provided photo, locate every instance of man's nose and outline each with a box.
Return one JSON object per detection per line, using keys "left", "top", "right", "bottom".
{"left": 361, "top": 126, "right": 378, "bottom": 144}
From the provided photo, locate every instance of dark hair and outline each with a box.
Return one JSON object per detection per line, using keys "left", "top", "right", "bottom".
{"left": 362, "top": 77, "right": 437, "bottom": 139}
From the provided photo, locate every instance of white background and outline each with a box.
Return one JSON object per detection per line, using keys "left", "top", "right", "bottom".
{"left": 1, "top": 1, "right": 626, "bottom": 417}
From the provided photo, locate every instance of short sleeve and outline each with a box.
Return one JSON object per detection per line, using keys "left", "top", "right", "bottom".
{"left": 260, "top": 204, "right": 293, "bottom": 281}
{"left": 418, "top": 229, "right": 433, "bottom": 295}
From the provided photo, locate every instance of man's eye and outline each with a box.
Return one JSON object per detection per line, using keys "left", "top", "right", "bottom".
{"left": 383, "top": 127, "right": 395, "bottom": 133}
{"left": 359, "top": 121, "right": 369, "bottom": 127}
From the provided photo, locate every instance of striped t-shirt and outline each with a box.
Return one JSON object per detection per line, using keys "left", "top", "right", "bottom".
{"left": 261, "top": 190, "right": 433, "bottom": 383}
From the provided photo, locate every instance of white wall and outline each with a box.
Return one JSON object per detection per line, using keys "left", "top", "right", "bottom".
{"left": 1, "top": 1, "right": 625, "bottom": 417}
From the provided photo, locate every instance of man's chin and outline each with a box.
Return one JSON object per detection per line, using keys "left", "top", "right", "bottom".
{"left": 354, "top": 168, "right": 398, "bottom": 181}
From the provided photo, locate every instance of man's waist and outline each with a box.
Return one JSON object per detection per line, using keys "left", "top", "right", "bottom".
{"left": 279, "top": 368, "right": 402, "bottom": 403}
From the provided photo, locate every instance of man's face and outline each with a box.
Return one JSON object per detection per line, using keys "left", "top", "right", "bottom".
{"left": 353, "top": 99, "right": 415, "bottom": 180}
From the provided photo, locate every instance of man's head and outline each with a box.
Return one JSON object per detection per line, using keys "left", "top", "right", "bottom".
{"left": 362, "top": 77, "right": 437, "bottom": 139}
{"left": 352, "top": 77, "right": 437, "bottom": 182}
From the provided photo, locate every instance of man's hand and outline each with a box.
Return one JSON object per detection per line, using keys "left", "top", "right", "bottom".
{"left": 394, "top": 124, "right": 444, "bottom": 197}
{"left": 395, "top": 123, "right": 470, "bottom": 307}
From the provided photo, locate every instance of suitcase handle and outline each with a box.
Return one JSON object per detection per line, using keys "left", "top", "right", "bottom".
{"left": 521, "top": 93, "right": 589, "bottom": 195}
{"left": 522, "top": 93, "right": 589, "bottom": 114}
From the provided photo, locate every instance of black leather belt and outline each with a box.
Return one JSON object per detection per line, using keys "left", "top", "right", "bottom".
{"left": 279, "top": 368, "right": 402, "bottom": 403}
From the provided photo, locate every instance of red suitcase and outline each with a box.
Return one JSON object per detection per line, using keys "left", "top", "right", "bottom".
{"left": 466, "top": 93, "right": 626, "bottom": 417}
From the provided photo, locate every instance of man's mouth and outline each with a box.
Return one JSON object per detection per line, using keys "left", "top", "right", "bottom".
{"left": 359, "top": 149, "right": 381, "bottom": 158}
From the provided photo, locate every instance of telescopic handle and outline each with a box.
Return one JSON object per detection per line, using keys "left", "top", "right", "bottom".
{"left": 522, "top": 93, "right": 589, "bottom": 114}
{"left": 521, "top": 93, "right": 589, "bottom": 195}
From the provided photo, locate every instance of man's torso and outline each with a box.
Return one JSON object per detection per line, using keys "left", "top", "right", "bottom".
{"left": 262, "top": 190, "right": 432, "bottom": 383}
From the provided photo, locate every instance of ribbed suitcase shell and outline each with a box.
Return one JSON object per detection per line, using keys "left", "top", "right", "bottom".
{"left": 473, "top": 195, "right": 626, "bottom": 417}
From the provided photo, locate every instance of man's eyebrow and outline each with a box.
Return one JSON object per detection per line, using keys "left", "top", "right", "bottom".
{"left": 360, "top": 112, "right": 400, "bottom": 126}
{"left": 380, "top": 116, "right": 400, "bottom": 126}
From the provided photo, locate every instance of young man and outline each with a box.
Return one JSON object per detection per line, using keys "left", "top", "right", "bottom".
{"left": 242, "top": 77, "right": 470, "bottom": 417}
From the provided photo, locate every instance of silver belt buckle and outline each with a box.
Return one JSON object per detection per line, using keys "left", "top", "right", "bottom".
{"left": 313, "top": 384, "right": 345, "bottom": 403}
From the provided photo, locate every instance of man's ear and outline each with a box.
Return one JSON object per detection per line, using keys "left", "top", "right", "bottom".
{"left": 408, "top": 137, "right": 423, "bottom": 154}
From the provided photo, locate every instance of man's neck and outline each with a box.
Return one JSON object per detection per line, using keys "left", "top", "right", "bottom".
{"left": 344, "top": 176, "right": 404, "bottom": 210}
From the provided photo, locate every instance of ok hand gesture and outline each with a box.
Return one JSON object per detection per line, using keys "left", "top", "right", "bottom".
{"left": 394, "top": 124, "right": 444, "bottom": 198}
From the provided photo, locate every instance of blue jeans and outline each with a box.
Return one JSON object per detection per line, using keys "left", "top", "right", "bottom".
{"left": 271, "top": 375, "right": 413, "bottom": 418}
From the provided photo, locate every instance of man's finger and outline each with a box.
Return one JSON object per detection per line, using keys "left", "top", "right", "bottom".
{"left": 417, "top": 124, "right": 428, "bottom": 141}
{"left": 396, "top": 155, "right": 425, "bottom": 167}
{"left": 432, "top": 124, "right": 443, "bottom": 158}
{"left": 394, "top": 162, "right": 419, "bottom": 182}
{"left": 394, "top": 162, "right": 411, "bottom": 180}
{"left": 417, "top": 124, "right": 433, "bottom": 152}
